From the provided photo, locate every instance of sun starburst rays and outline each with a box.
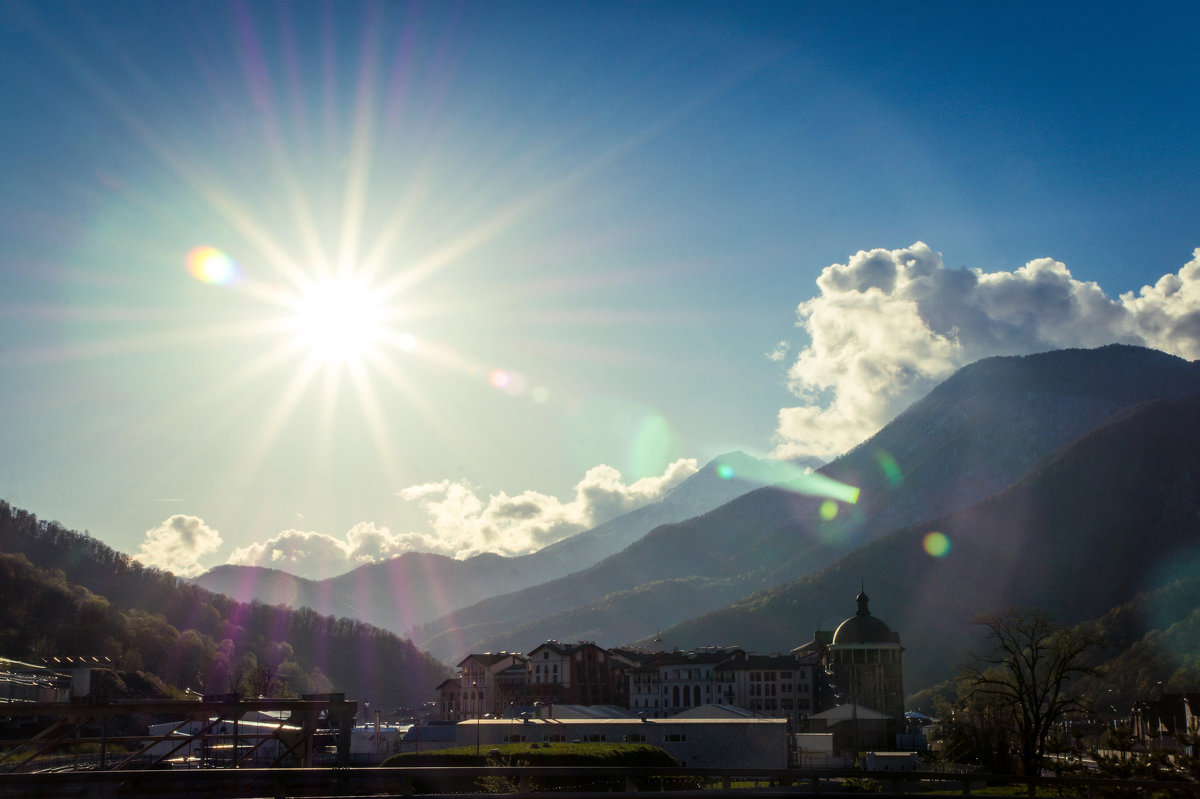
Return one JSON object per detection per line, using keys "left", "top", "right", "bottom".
{"left": 15, "top": 4, "right": 670, "bottom": 530}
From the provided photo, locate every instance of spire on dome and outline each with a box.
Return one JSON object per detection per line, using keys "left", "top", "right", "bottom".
{"left": 856, "top": 588, "right": 871, "bottom": 617}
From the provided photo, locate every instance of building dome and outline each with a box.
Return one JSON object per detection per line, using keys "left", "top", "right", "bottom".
{"left": 831, "top": 590, "right": 896, "bottom": 644}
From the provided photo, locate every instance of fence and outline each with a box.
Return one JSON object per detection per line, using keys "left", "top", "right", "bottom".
{"left": 1, "top": 764, "right": 1196, "bottom": 799}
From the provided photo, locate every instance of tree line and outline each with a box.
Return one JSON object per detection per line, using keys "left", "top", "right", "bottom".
{"left": 0, "top": 501, "right": 450, "bottom": 711}
{"left": 929, "top": 604, "right": 1199, "bottom": 781}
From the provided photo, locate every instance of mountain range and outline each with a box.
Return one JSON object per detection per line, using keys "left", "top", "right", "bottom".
{"left": 193, "top": 450, "right": 798, "bottom": 636}
{"left": 411, "top": 344, "right": 1200, "bottom": 668}
{"left": 654, "top": 389, "right": 1200, "bottom": 693}
{"left": 12, "top": 343, "right": 1199, "bottom": 705}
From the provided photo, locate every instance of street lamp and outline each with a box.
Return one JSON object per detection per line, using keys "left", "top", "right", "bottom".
{"left": 473, "top": 681, "right": 481, "bottom": 757}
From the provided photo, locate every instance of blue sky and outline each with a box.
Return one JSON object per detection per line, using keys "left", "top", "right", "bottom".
{"left": 3, "top": 1, "right": 1199, "bottom": 579}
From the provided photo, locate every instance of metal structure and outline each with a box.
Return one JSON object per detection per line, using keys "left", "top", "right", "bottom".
{"left": 0, "top": 693, "right": 357, "bottom": 772}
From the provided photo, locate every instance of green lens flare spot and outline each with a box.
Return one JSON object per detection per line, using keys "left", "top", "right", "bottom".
{"left": 923, "top": 531, "right": 951, "bottom": 558}
{"left": 875, "top": 451, "right": 903, "bottom": 487}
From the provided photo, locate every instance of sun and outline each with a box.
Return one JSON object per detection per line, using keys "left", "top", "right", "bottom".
{"left": 289, "top": 275, "right": 390, "bottom": 364}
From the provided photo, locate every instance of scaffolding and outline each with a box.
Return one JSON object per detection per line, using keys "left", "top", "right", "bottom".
{"left": 0, "top": 693, "right": 357, "bottom": 772}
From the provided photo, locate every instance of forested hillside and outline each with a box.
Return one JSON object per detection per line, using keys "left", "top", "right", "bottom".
{"left": 906, "top": 573, "right": 1200, "bottom": 714}
{"left": 0, "top": 501, "right": 450, "bottom": 711}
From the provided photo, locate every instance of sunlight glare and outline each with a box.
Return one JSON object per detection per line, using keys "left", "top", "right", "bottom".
{"left": 291, "top": 276, "right": 389, "bottom": 363}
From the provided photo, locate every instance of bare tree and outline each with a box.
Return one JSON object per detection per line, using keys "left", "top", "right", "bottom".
{"left": 963, "top": 609, "right": 1102, "bottom": 775}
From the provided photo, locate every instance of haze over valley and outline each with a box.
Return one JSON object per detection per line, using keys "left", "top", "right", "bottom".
{"left": 3, "top": 1, "right": 1200, "bottom": 720}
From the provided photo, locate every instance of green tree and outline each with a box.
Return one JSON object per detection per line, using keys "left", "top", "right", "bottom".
{"left": 962, "top": 609, "right": 1102, "bottom": 775}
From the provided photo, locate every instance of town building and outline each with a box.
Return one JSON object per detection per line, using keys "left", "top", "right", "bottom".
{"left": 434, "top": 588, "right": 903, "bottom": 753}
{"left": 456, "top": 652, "right": 528, "bottom": 720}
{"left": 527, "top": 641, "right": 628, "bottom": 707}
{"left": 435, "top": 677, "right": 460, "bottom": 721}
{"left": 794, "top": 589, "right": 905, "bottom": 750}
{"left": 1132, "top": 694, "right": 1198, "bottom": 752}
{"left": 714, "top": 650, "right": 821, "bottom": 723}
{"left": 630, "top": 647, "right": 740, "bottom": 718}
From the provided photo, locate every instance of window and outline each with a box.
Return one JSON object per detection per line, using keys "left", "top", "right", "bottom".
{"left": 544, "top": 734, "right": 566, "bottom": 742}
{"left": 625, "top": 734, "right": 646, "bottom": 742}
{"left": 663, "top": 734, "right": 687, "bottom": 742}
{"left": 584, "top": 734, "right": 606, "bottom": 742}
{"left": 504, "top": 734, "right": 527, "bottom": 743}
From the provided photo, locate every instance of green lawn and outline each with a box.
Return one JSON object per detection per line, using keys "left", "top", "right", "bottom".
{"left": 383, "top": 741, "right": 679, "bottom": 768}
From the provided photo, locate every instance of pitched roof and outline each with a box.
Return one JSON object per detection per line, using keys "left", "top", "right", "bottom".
{"left": 457, "top": 652, "right": 526, "bottom": 668}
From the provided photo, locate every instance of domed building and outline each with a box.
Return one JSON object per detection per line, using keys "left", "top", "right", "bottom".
{"left": 794, "top": 589, "right": 905, "bottom": 748}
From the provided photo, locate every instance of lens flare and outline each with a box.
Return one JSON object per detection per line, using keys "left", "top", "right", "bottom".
{"left": 489, "top": 369, "right": 511, "bottom": 389}
{"left": 819, "top": 499, "right": 839, "bottom": 520}
{"left": 630, "top": 415, "right": 677, "bottom": 478}
{"left": 186, "top": 246, "right": 239, "bottom": 285}
{"left": 791, "top": 472, "right": 860, "bottom": 504}
{"left": 876, "top": 450, "right": 903, "bottom": 487}
{"left": 923, "top": 531, "right": 951, "bottom": 557}
{"left": 716, "top": 463, "right": 734, "bottom": 480}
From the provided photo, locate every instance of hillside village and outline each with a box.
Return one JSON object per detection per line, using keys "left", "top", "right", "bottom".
{"left": 432, "top": 590, "right": 910, "bottom": 761}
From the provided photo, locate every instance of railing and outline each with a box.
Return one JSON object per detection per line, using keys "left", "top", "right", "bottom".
{"left": 1, "top": 765, "right": 1197, "bottom": 798}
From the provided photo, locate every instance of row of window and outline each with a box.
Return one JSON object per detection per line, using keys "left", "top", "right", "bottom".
{"left": 835, "top": 649, "right": 900, "bottom": 664}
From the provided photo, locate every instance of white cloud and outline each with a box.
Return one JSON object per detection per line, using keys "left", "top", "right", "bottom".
{"left": 399, "top": 458, "right": 699, "bottom": 560}
{"left": 225, "top": 524, "right": 441, "bottom": 581}
{"left": 225, "top": 458, "right": 699, "bottom": 579}
{"left": 775, "top": 243, "right": 1200, "bottom": 461}
{"left": 134, "top": 514, "right": 223, "bottom": 577}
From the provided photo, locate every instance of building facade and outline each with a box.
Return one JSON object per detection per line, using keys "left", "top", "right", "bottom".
{"left": 456, "top": 652, "right": 528, "bottom": 720}
{"left": 714, "top": 651, "right": 820, "bottom": 722}
{"left": 795, "top": 590, "right": 904, "bottom": 748}
{"left": 528, "top": 640, "right": 629, "bottom": 707}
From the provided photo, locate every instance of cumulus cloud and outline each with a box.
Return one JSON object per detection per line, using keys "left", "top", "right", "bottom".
{"left": 399, "top": 458, "right": 698, "bottom": 559}
{"left": 226, "top": 458, "right": 699, "bottom": 579}
{"left": 226, "top": 522, "right": 439, "bottom": 581}
{"left": 775, "top": 243, "right": 1200, "bottom": 461}
{"left": 134, "top": 514, "right": 223, "bottom": 577}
